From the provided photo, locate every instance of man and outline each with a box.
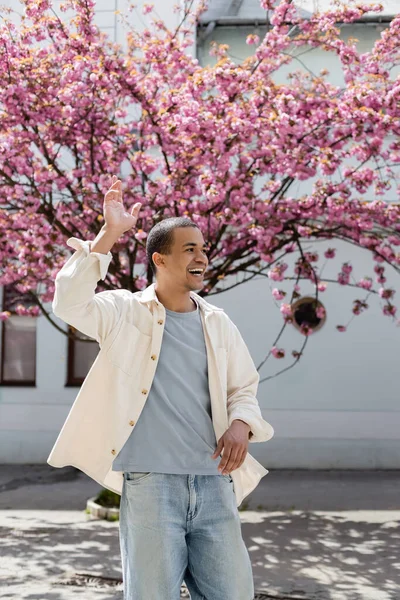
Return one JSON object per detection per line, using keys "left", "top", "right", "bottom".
{"left": 48, "top": 175, "right": 274, "bottom": 599}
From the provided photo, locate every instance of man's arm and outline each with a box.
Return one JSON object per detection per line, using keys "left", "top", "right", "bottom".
{"left": 226, "top": 320, "right": 274, "bottom": 443}
{"left": 52, "top": 175, "right": 142, "bottom": 345}
{"left": 52, "top": 225, "right": 124, "bottom": 345}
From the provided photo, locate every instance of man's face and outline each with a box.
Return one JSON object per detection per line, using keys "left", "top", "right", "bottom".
{"left": 154, "top": 227, "right": 209, "bottom": 291}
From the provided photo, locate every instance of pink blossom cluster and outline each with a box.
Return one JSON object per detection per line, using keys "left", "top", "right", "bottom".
{"left": 0, "top": 0, "right": 399, "bottom": 374}
{"left": 268, "top": 262, "right": 288, "bottom": 282}
{"left": 272, "top": 288, "right": 286, "bottom": 301}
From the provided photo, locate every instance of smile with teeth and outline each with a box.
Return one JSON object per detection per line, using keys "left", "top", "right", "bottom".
{"left": 188, "top": 268, "right": 204, "bottom": 276}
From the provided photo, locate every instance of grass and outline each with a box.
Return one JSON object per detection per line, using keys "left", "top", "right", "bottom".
{"left": 94, "top": 488, "right": 121, "bottom": 508}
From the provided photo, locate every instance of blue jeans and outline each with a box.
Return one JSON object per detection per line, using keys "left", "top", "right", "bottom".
{"left": 119, "top": 471, "right": 255, "bottom": 600}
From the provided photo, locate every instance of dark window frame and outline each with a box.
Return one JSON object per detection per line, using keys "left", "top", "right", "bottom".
{"left": 66, "top": 325, "right": 99, "bottom": 387}
{"left": 0, "top": 284, "right": 37, "bottom": 387}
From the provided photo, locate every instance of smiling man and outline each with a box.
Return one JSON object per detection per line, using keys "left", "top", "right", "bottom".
{"left": 48, "top": 175, "right": 274, "bottom": 600}
{"left": 149, "top": 223, "right": 210, "bottom": 313}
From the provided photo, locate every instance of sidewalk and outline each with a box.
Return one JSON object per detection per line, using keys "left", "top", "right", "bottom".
{"left": 0, "top": 465, "right": 399, "bottom": 599}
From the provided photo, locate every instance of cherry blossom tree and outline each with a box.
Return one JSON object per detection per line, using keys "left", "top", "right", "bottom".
{"left": 1, "top": 0, "right": 400, "bottom": 379}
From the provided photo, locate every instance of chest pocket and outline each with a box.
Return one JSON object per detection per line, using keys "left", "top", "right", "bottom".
{"left": 106, "top": 320, "right": 151, "bottom": 378}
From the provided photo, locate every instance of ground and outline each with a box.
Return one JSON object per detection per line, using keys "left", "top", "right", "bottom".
{"left": 0, "top": 466, "right": 399, "bottom": 599}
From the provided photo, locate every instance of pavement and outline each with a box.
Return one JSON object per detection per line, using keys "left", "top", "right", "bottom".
{"left": 0, "top": 465, "right": 399, "bottom": 600}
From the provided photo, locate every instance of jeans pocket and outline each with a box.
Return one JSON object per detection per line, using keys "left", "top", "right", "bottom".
{"left": 219, "top": 473, "right": 233, "bottom": 483}
{"left": 125, "top": 472, "right": 152, "bottom": 483}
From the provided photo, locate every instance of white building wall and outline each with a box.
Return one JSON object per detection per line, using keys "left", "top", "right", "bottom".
{"left": 0, "top": 0, "right": 399, "bottom": 468}
{"left": 196, "top": 12, "right": 400, "bottom": 467}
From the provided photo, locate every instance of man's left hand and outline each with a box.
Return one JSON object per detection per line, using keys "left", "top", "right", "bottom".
{"left": 211, "top": 420, "right": 251, "bottom": 475}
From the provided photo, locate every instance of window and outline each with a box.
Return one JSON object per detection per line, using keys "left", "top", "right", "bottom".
{"left": 291, "top": 296, "right": 327, "bottom": 335}
{"left": 0, "top": 285, "right": 37, "bottom": 385}
{"left": 66, "top": 325, "right": 100, "bottom": 386}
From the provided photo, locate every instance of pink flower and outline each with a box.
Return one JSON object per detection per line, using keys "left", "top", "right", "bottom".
{"left": 300, "top": 325, "right": 314, "bottom": 336}
{"left": 272, "top": 288, "right": 286, "bottom": 300}
{"left": 338, "top": 273, "right": 350, "bottom": 285}
{"left": 297, "top": 225, "right": 312, "bottom": 237}
{"left": 342, "top": 262, "right": 353, "bottom": 275}
{"left": 280, "top": 303, "right": 292, "bottom": 316}
{"left": 336, "top": 325, "right": 346, "bottom": 332}
{"left": 268, "top": 269, "right": 283, "bottom": 281}
{"left": 379, "top": 288, "right": 395, "bottom": 299}
{"left": 324, "top": 248, "right": 336, "bottom": 259}
{"left": 268, "top": 262, "right": 288, "bottom": 282}
{"left": 134, "top": 229, "right": 148, "bottom": 241}
{"left": 304, "top": 251, "right": 319, "bottom": 263}
{"left": 357, "top": 277, "right": 373, "bottom": 290}
{"left": 317, "top": 282, "right": 327, "bottom": 292}
{"left": 15, "top": 304, "right": 28, "bottom": 315}
{"left": 359, "top": 236, "right": 374, "bottom": 248}
{"left": 374, "top": 265, "right": 385, "bottom": 275}
{"left": 388, "top": 236, "right": 400, "bottom": 246}
{"left": 352, "top": 299, "right": 368, "bottom": 315}
{"left": 260, "top": 0, "right": 274, "bottom": 8}
{"left": 383, "top": 304, "right": 397, "bottom": 317}
{"left": 271, "top": 346, "right": 285, "bottom": 359}
{"left": 246, "top": 34, "right": 260, "bottom": 45}
{"left": 135, "top": 276, "right": 148, "bottom": 290}
{"left": 260, "top": 253, "right": 273, "bottom": 263}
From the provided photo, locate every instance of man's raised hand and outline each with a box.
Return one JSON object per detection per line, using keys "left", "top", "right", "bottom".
{"left": 104, "top": 174, "right": 142, "bottom": 233}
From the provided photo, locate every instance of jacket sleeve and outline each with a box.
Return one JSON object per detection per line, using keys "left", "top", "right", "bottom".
{"left": 226, "top": 320, "right": 274, "bottom": 443}
{"left": 51, "top": 237, "right": 124, "bottom": 345}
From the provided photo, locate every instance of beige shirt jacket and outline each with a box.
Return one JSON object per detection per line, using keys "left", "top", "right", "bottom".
{"left": 47, "top": 237, "right": 275, "bottom": 507}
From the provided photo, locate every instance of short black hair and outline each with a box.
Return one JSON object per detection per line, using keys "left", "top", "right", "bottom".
{"left": 146, "top": 217, "right": 200, "bottom": 275}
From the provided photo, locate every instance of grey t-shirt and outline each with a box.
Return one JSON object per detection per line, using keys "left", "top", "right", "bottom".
{"left": 112, "top": 298, "right": 221, "bottom": 474}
